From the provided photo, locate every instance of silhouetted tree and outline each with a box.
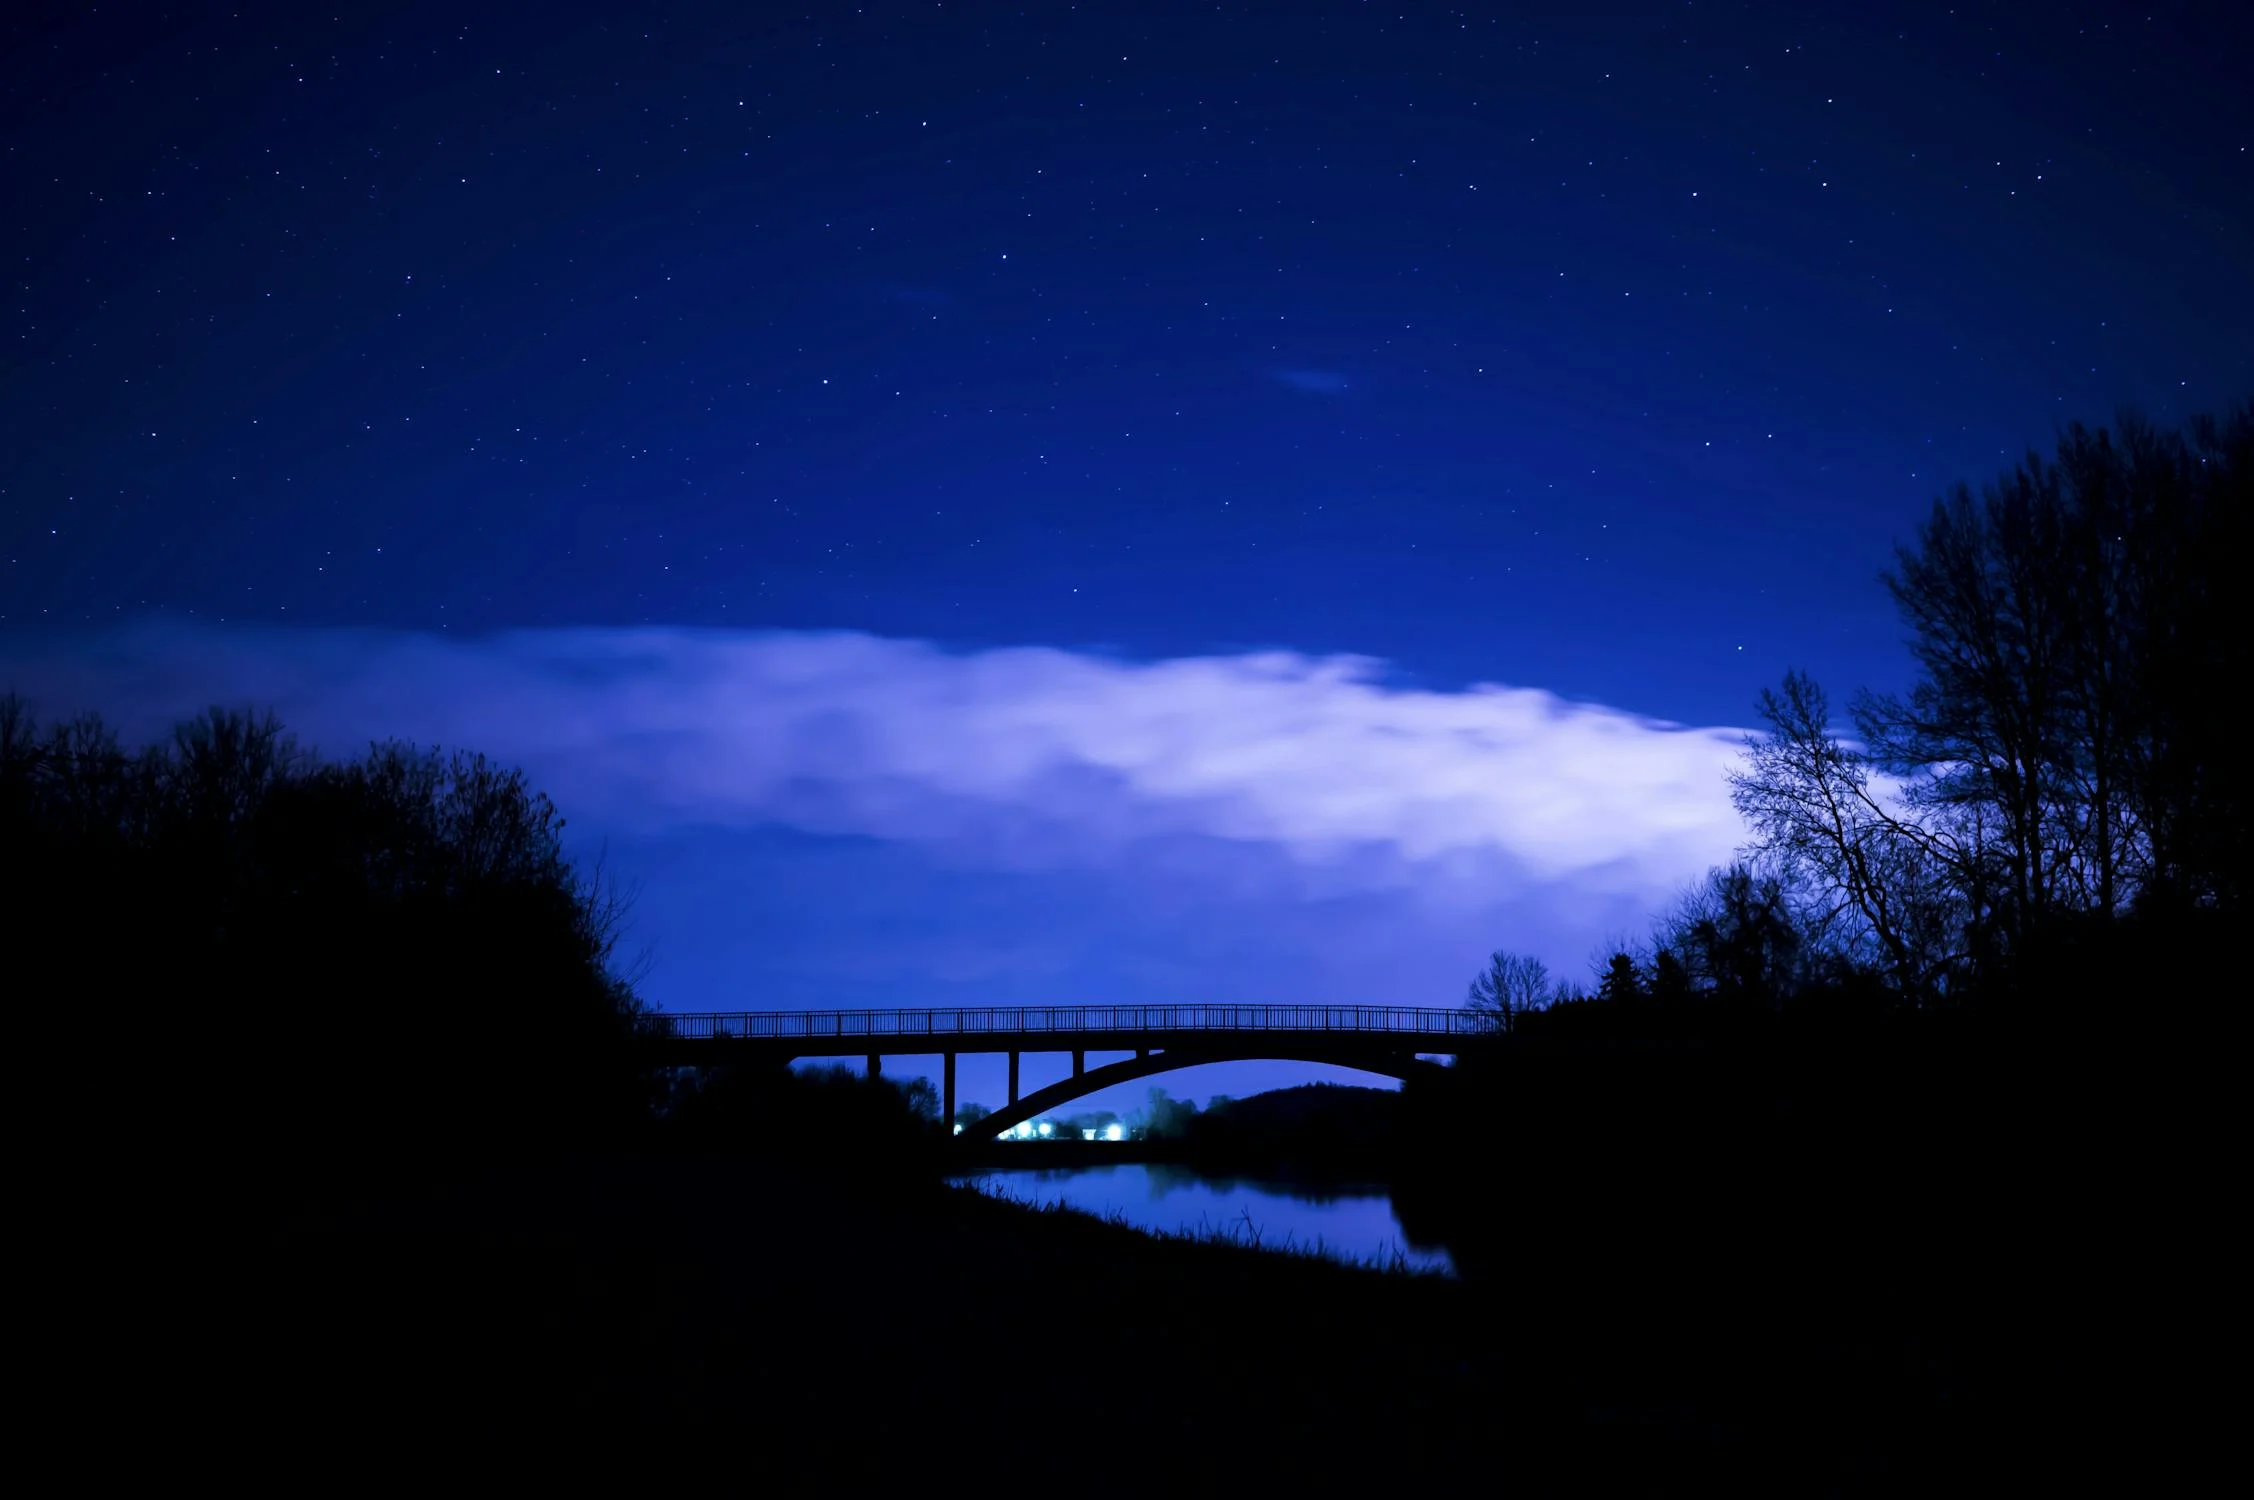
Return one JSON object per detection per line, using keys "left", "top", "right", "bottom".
{"left": 1464, "top": 949, "right": 1551, "bottom": 1033}
{"left": 1729, "top": 673, "right": 1966, "bottom": 1001}
{"left": 1848, "top": 404, "right": 2252, "bottom": 977}
{"left": 0, "top": 695, "right": 667, "bottom": 1198}
{"left": 1137, "top": 1087, "right": 1201, "bottom": 1139}
{"left": 667, "top": 1062, "right": 945, "bottom": 1166}
{"left": 1654, "top": 864, "right": 1806, "bottom": 1008}
{"left": 897, "top": 1076, "right": 941, "bottom": 1125}
{"left": 1648, "top": 948, "right": 1694, "bottom": 1005}
{"left": 1595, "top": 952, "right": 1646, "bottom": 1007}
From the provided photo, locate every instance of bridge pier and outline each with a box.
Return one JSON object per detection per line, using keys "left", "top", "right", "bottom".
{"left": 866, "top": 1053, "right": 880, "bottom": 1079}
{"left": 1073, "top": 1049, "right": 1084, "bottom": 1078}
{"left": 1008, "top": 1050, "right": 1020, "bottom": 1106}
{"left": 943, "top": 1052, "right": 956, "bottom": 1127}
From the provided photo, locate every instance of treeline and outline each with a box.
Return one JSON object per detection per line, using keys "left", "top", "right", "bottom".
{"left": 1174, "top": 1084, "right": 1399, "bottom": 1180}
{"left": 1396, "top": 405, "right": 2250, "bottom": 1296}
{"left": 1465, "top": 402, "right": 2250, "bottom": 1037}
{"left": 666, "top": 1060, "right": 946, "bottom": 1172}
{"left": 0, "top": 697, "right": 668, "bottom": 1197}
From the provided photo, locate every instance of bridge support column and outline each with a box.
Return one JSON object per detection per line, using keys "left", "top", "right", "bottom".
{"left": 1008, "top": 1051, "right": 1020, "bottom": 1106}
{"left": 943, "top": 1052, "right": 956, "bottom": 1127}
{"left": 1073, "top": 1049, "right": 1084, "bottom": 1079}
{"left": 867, "top": 1053, "right": 880, "bottom": 1079}
{"left": 1137, "top": 1047, "right": 1149, "bottom": 1060}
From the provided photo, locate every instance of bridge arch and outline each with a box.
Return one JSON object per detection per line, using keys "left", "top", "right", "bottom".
{"left": 966, "top": 1046, "right": 1431, "bottom": 1141}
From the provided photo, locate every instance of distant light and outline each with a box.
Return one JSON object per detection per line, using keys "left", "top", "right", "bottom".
{"left": 952, "top": 1123, "right": 963, "bottom": 1136}
{"left": 1036, "top": 1121, "right": 1054, "bottom": 1138}
{"left": 1082, "top": 1129, "right": 1098, "bottom": 1141}
{"left": 1104, "top": 1123, "right": 1126, "bottom": 1142}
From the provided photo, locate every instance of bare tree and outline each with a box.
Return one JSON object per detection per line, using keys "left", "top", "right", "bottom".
{"left": 1858, "top": 469, "right": 2075, "bottom": 956}
{"left": 1729, "top": 672, "right": 1966, "bottom": 1000}
{"left": 1465, "top": 949, "right": 1550, "bottom": 1033}
{"left": 1845, "top": 403, "right": 2254, "bottom": 953}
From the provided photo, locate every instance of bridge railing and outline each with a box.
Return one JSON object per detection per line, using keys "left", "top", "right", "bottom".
{"left": 658, "top": 1004, "right": 1489, "bottom": 1043}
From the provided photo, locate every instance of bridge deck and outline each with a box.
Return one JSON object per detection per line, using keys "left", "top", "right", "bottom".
{"left": 654, "top": 1004, "right": 1484, "bottom": 1058}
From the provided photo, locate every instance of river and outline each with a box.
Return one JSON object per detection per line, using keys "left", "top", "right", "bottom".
{"left": 954, "top": 1160, "right": 1454, "bottom": 1274}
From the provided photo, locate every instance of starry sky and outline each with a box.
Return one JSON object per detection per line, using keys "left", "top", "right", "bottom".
{"left": 6, "top": 1, "right": 2250, "bottom": 1112}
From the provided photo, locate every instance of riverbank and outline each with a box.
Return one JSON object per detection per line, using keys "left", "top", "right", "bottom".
{"left": 177, "top": 1154, "right": 2005, "bottom": 1491}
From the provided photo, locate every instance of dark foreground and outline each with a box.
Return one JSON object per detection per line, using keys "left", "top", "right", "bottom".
{"left": 90, "top": 996, "right": 2220, "bottom": 1493}
{"left": 165, "top": 1154, "right": 2066, "bottom": 1493}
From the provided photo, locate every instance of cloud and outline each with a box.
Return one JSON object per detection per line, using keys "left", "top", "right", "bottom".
{"left": 4, "top": 621, "right": 1767, "bottom": 1036}
{"left": 1273, "top": 368, "right": 1351, "bottom": 394}
{"left": 3, "top": 623, "right": 1749, "bottom": 897}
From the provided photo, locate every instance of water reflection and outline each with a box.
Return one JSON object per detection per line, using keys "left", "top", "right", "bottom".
{"left": 956, "top": 1161, "right": 1453, "bottom": 1274}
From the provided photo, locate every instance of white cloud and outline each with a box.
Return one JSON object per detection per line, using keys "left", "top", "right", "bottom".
{"left": 4, "top": 623, "right": 1751, "bottom": 899}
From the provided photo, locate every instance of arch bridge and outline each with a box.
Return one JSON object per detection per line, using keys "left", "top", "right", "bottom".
{"left": 653, "top": 1004, "right": 1488, "bottom": 1139}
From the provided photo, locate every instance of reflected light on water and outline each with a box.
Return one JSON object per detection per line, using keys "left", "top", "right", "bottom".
{"left": 958, "top": 1161, "right": 1452, "bottom": 1274}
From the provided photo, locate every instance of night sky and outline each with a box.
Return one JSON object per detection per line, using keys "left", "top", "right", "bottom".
{"left": 6, "top": 2, "right": 2250, "bottom": 1113}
